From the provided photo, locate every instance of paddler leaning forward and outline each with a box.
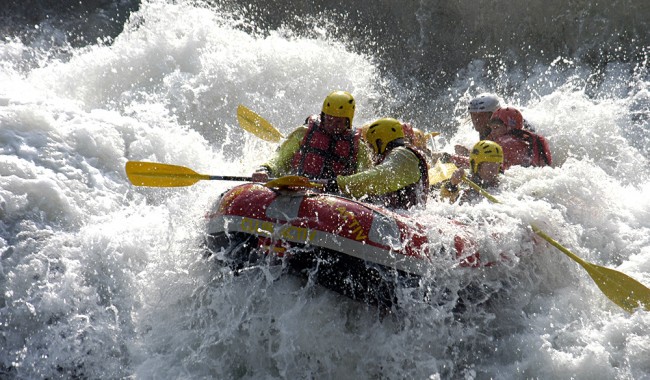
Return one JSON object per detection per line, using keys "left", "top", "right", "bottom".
{"left": 330, "top": 117, "right": 430, "bottom": 210}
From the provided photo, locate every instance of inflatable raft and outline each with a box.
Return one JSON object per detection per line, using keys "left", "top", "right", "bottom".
{"left": 204, "top": 183, "right": 484, "bottom": 307}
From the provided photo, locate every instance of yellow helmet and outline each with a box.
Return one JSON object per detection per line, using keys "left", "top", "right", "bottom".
{"left": 366, "top": 118, "right": 404, "bottom": 155}
{"left": 470, "top": 140, "right": 504, "bottom": 173}
{"left": 322, "top": 91, "right": 355, "bottom": 124}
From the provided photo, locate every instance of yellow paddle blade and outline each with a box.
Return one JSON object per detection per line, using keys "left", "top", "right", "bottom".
{"left": 237, "top": 104, "right": 284, "bottom": 143}
{"left": 585, "top": 264, "right": 650, "bottom": 313}
{"left": 428, "top": 162, "right": 457, "bottom": 185}
{"left": 126, "top": 161, "right": 210, "bottom": 187}
{"left": 531, "top": 225, "right": 650, "bottom": 313}
{"left": 264, "top": 175, "right": 322, "bottom": 189}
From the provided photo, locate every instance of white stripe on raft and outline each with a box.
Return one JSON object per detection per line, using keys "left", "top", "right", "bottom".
{"left": 206, "top": 214, "right": 433, "bottom": 276}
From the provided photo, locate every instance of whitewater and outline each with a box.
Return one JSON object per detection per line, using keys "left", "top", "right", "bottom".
{"left": 1, "top": 1, "right": 649, "bottom": 379}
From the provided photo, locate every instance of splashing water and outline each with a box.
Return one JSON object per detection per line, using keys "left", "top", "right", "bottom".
{"left": 1, "top": 1, "right": 649, "bottom": 379}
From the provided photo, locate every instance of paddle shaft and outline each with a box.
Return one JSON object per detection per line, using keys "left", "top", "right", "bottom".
{"left": 181, "top": 174, "right": 253, "bottom": 182}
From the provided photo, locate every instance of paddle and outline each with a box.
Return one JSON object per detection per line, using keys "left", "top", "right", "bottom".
{"left": 237, "top": 104, "right": 284, "bottom": 143}
{"left": 428, "top": 161, "right": 458, "bottom": 186}
{"left": 125, "top": 161, "right": 321, "bottom": 189}
{"left": 264, "top": 175, "right": 322, "bottom": 189}
{"left": 463, "top": 176, "right": 650, "bottom": 313}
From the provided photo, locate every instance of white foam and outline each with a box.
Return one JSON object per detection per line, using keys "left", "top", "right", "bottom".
{"left": 0, "top": 1, "right": 648, "bottom": 378}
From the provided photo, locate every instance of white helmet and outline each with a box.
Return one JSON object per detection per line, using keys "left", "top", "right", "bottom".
{"left": 468, "top": 93, "right": 501, "bottom": 113}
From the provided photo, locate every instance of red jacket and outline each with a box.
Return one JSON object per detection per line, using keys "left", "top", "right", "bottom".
{"left": 489, "top": 130, "right": 552, "bottom": 170}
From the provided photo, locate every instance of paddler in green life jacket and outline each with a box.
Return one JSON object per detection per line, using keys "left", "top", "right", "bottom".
{"left": 331, "top": 118, "right": 430, "bottom": 210}
{"left": 440, "top": 140, "right": 503, "bottom": 204}
{"left": 251, "top": 90, "right": 374, "bottom": 184}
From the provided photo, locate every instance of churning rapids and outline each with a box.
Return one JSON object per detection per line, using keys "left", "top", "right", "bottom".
{"left": 1, "top": 0, "right": 649, "bottom": 379}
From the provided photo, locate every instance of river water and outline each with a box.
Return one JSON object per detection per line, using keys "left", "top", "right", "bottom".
{"left": 1, "top": 1, "right": 649, "bottom": 378}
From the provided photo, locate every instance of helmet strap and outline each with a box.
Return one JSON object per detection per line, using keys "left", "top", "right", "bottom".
{"left": 385, "top": 138, "right": 405, "bottom": 153}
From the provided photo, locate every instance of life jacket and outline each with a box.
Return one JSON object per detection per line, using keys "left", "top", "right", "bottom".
{"left": 372, "top": 144, "right": 430, "bottom": 209}
{"left": 491, "top": 129, "right": 552, "bottom": 170}
{"left": 507, "top": 129, "right": 552, "bottom": 168}
{"left": 291, "top": 115, "right": 360, "bottom": 180}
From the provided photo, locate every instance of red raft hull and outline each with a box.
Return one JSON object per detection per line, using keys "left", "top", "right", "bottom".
{"left": 204, "top": 183, "right": 475, "bottom": 306}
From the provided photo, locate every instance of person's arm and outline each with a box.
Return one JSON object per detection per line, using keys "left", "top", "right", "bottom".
{"left": 253, "top": 127, "right": 306, "bottom": 181}
{"left": 454, "top": 145, "right": 470, "bottom": 156}
{"left": 439, "top": 181, "right": 460, "bottom": 203}
{"left": 448, "top": 154, "right": 470, "bottom": 169}
{"left": 355, "top": 140, "right": 374, "bottom": 172}
{"left": 337, "top": 147, "right": 421, "bottom": 198}
{"left": 431, "top": 151, "right": 470, "bottom": 169}
{"left": 439, "top": 168, "right": 465, "bottom": 203}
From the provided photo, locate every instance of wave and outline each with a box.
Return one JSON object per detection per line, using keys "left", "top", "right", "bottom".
{"left": 3, "top": 0, "right": 647, "bottom": 142}
{"left": 4, "top": 0, "right": 648, "bottom": 80}
{"left": 222, "top": 0, "right": 649, "bottom": 78}
{"left": 1, "top": 1, "right": 649, "bottom": 378}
